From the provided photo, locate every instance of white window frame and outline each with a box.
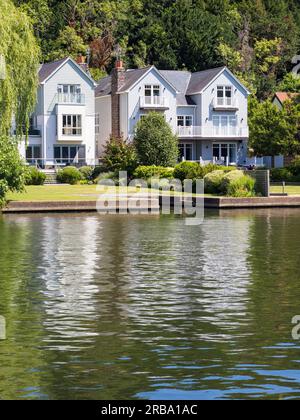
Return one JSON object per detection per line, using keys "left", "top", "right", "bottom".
{"left": 213, "top": 143, "right": 237, "bottom": 164}
{"left": 177, "top": 115, "right": 193, "bottom": 127}
{"left": 62, "top": 114, "right": 82, "bottom": 136}
{"left": 217, "top": 85, "right": 233, "bottom": 106}
{"left": 58, "top": 84, "right": 81, "bottom": 95}
{"left": 54, "top": 145, "right": 86, "bottom": 164}
{"left": 179, "top": 143, "right": 193, "bottom": 161}
{"left": 212, "top": 115, "right": 237, "bottom": 136}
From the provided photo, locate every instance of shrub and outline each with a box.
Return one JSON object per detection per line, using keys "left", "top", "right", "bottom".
{"left": 57, "top": 166, "right": 83, "bottom": 185}
{"left": 79, "top": 166, "right": 94, "bottom": 181}
{"left": 103, "top": 136, "right": 138, "bottom": 174}
{"left": 133, "top": 165, "right": 175, "bottom": 179}
{"left": 92, "top": 165, "right": 108, "bottom": 180}
{"left": 94, "top": 171, "right": 118, "bottom": 184}
{"left": 0, "top": 136, "right": 25, "bottom": 206}
{"left": 225, "top": 175, "right": 256, "bottom": 197}
{"left": 204, "top": 170, "right": 226, "bottom": 194}
{"left": 24, "top": 166, "right": 46, "bottom": 185}
{"left": 220, "top": 170, "right": 245, "bottom": 193}
{"left": 173, "top": 161, "right": 203, "bottom": 181}
{"left": 270, "top": 168, "right": 295, "bottom": 182}
{"left": 134, "top": 112, "right": 179, "bottom": 167}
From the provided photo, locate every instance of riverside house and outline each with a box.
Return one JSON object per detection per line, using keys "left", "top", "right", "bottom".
{"left": 95, "top": 60, "right": 250, "bottom": 166}
{"left": 18, "top": 57, "right": 97, "bottom": 167}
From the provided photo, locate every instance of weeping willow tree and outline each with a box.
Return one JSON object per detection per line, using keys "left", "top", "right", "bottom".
{"left": 0, "top": 0, "right": 40, "bottom": 205}
{"left": 0, "top": 0, "right": 40, "bottom": 136}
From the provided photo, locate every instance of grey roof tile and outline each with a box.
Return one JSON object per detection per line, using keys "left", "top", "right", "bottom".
{"left": 186, "top": 67, "right": 225, "bottom": 95}
{"left": 38, "top": 57, "right": 68, "bottom": 83}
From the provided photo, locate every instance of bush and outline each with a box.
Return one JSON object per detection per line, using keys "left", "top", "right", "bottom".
{"left": 103, "top": 136, "right": 138, "bottom": 175}
{"left": 220, "top": 170, "right": 245, "bottom": 193}
{"left": 270, "top": 168, "right": 295, "bottom": 182}
{"left": 94, "top": 171, "right": 118, "bottom": 184}
{"left": 24, "top": 167, "right": 46, "bottom": 185}
{"left": 57, "top": 166, "right": 83, "bottom": 185}
{"left": 174, "top": 161, "right": 203, "bottom": 181}
{"left": 133, "top": 165, "right": 174, "bottom": 179}
{"left": 0, "top": 136, "right": 25, "bottom": 206}
{"left": 225, "top": 175, "right": 256, "bottom": 197}
{"left": 79, "top": 166, "right": 94, "bottom": 181}
{"left": 134, "top": 112, "right": 179, "bottom": 167}
{"left": 204, "top": 170, "right": 226, "bottom": 194}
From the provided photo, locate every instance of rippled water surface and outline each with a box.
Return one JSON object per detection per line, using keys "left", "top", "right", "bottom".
{"left": 1, "top": 209, "right": 300, "bottom": 400}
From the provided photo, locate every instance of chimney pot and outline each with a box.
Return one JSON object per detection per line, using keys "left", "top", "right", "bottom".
{"left": 116, "top": 60, "right": 124, "bottom": 70}
{"left": 76, "top": 55, "right": 86, "bottom": 64}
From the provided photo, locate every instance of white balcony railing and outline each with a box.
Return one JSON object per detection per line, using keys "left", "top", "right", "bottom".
{"left": 213, "top": 97, "right": 239, "bottom": 109}
{"left": 177, "top": 126, "right": 249, "bottom": 138}
{"left": 140, "top": 96, "right": 169, "bottom": 108}
{"left": 177, "top": 126, "right": 202, "bottom": 137}
{"left": 55, "top": 93, "right": 85, "bottom": 105}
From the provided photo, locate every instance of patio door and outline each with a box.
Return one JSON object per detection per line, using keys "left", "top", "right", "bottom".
{"left": 179, "top": 143, "right": 193, "bottom": 161}
{"left": 213, "top": 143, "right": 237, "bottom": 165}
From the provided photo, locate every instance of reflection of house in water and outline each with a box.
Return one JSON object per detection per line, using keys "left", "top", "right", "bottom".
{"left": 198, "top": 216, "right": 252, "bottom": 335}
{"left": 39, "top": 216, "right": 101, "bottom": 343}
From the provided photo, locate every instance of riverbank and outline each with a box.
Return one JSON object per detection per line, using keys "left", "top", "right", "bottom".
{"left": 3, "top": 184, "right": 300, "bottom": 213}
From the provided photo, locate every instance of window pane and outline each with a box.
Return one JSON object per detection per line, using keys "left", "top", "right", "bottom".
{"left": 70, "top": 147, "right": 77, "bottom": 160}
{"left": 177, "top": 116, "right": 184, "bottom": 126}
{"left": 213, "top": 145, "right": 219, "bottom": 158}
{"left": 179, "top": 144, "right": 184, "bottom": 160}
{"left": 186, "top": 116, "right": 193, "bottom": 127}
{"left": 33, "top": 146, "right": 41, "bottom": 159}
{"left": 54, "top": 147, "right": 61, "bottom": 160}
{"left": 78, "top": 146, "right": 85, "bottom": 160}
{"left": 185, "top": 145, "right": 192, "bottom": 161}
{"left": 26, "top": 147, "right": 32, "bottom": 159}
{"left": 62, "top": 147, "right": 69, "bottom": 160}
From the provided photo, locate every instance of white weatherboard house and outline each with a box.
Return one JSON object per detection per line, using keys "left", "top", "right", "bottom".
{"left": 19, "top": 57, "right": 97, "bottom": 167}
{"left": 95, "top": 61, "right": 250, "bottom": 166}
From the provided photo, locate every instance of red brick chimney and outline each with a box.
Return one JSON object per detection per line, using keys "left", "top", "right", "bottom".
{"left": 111, "top": 59, "right": 126, "bottom": 138}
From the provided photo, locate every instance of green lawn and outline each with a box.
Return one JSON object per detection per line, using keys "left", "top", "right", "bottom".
{"left": 7, "top": 185, "right": 207, "bottom": 202}
{"left": 270, "top": 185, "right": 300, "bottom": 195}
{"left": 6, "top": 184, "right": 300, "bottom": 203}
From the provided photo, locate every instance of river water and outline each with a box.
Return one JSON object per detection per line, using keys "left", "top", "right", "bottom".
{"left": 1, "top": 209, "right": 300, "bottom": 400}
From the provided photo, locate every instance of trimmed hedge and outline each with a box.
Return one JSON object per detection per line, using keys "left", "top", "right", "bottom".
{"left": 57, "top": 166, "right": 83, "bottom": 185}
{"left": 133, "top": 165, "right": 175, "bottom": 179}
{"left": 204, "top": 170, "right": 225, "bottom": 194}
{"left": 24, "top": 167, "right": 46, "bottom": 185}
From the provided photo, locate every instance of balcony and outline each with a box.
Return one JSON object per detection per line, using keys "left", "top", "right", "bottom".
{"left": 177, "top": 126, "right": 249, "bottom": 138}
{"left": 213, "top": 97, "right": 239, "bottom": 111}
{"left": 55, "top": 93, "right": 85, "bottom": 105}
{"left": 177, "top": 126, "right": 202, "bottom": 137}
{"left": 140, "top": 96, "right": 169, "bottom": 109}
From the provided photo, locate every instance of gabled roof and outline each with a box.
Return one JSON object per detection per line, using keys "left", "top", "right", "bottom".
{"left": 273, "top": 92, "right": 299, "bottom": 105}
{"left": 39, "top": 57, "right": 68, "bottom": 83}
{"left": 95, "top": 66, "right": 179, "bottom": 98}
{"left": 160, "top": 70, "right": 195, "bottom": 106}
{"left": 186, "top": 67, "right": 226, "bottom": 95}
{"left": 95, "top": 65, "right": 250, "bottom": 100}
{"left": 39, "top": 57, "right": 97, "bottom": 86}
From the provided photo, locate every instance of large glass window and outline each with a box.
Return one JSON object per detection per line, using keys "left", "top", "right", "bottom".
{"left": 212, "top": 115, "right": 237, "bottom": 136}
{"left": 26, "top": 145, "right": 41, "bottom": 163}
{"left": 54, "top": 145, "right": 86, "bottom": 164}
{"left": 179, "top": 143, "right": 193, "bottom": 161}
{"left": 62, "top": 115, "right": 82, "bottom": 136}
{"left": 213, "top": 143, "right": 237, "bottom": 164}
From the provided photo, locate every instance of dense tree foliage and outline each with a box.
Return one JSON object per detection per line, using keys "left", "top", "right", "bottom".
{"left": 13, "top": 0, "right": 300, "bottom": 98}
{"left": 249, "top": 98, "right": 300, "bottom": 158}
{"left": 0, "top": 0, "right": 39, "bottom": 205}
{"left": 134, "top": 113, "right": 179, "bottom": 167}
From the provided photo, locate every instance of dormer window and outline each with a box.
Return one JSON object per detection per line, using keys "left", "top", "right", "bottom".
{"left": 217, "top": 86, "right": 232, "bottom": 106}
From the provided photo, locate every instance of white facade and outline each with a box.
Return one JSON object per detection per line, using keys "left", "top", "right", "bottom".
{"left": 20, "top": 58, "right": 97, "bottom": 167}
{"left": 95, "top": 65, "right": 250, "bottom": 166}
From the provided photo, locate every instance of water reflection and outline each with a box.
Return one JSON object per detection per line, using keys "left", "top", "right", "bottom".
{"left": 0, "top": 210, "right": 300, "bottom": 399}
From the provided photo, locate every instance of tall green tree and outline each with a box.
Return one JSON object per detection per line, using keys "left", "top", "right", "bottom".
{"left": 134, "top": 113, "right": 179, "bottom": 167}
